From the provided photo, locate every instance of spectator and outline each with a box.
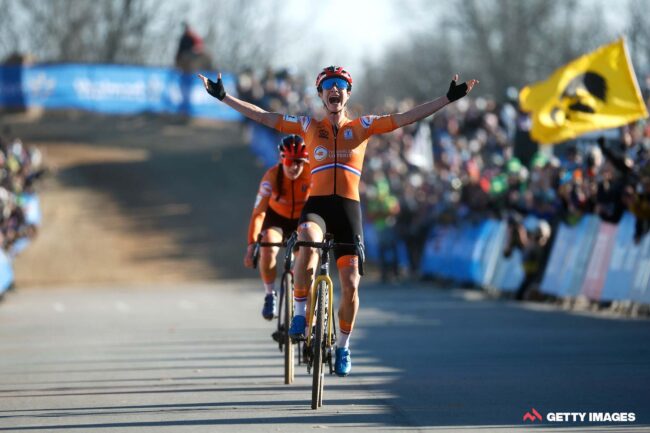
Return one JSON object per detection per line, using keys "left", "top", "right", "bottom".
{"left": 366, "top": 175, "right": 401, "bottom": 282}
{"left": 175, "top": 22, "right": 211, "bottom": 72}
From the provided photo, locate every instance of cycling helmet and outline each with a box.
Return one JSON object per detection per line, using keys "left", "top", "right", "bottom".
{"left": 316, "top": 66, "right": 353, "bottom": 92}
{"left": 278, "top": 135, "right": 308, "bottom": 165}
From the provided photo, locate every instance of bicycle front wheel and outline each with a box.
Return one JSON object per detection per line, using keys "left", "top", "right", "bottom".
{"left": 283, "top": 272, "right": 294, "bottom": 385}
{"left": 311, "top": 279, "right": 327, "bottom": 409}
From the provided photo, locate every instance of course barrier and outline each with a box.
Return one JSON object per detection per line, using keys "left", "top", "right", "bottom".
{"left": 419, "top": 219, "right": 524, "bottom": 290}
{"left": 0, "top": 249, "right": 13, "bottom": 296}
{"left": 362, "top": 223, "right": 410, "bottom": 269}
{"left": 539, "top": 213, "right": 650, "bottom": 304}
{"left": 0, "top": 64, "right": 241, "bottom": 120}
{"left": 417, "top": 213, "right": 649, "bottom": 305}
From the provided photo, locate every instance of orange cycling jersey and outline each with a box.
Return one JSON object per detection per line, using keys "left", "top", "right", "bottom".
{"left": 247, "top": 164, "right": 311, "bottom": 244}
{"left": 274, "top": 114, "right": 398, "bottom": 201}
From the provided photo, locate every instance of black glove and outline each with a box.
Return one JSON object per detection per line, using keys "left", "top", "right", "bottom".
{"left": 446, "top": 78, "right": 468, "bottom": 102}
{"left": 206, "top": 76, "right": 226, "bottom": 100}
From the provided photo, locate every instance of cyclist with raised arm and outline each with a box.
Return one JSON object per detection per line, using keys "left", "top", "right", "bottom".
{"left": 244, "top": 135, "right": 310, "bottom": 320}
{"left": 200, "top": 67, "right": 478, "bottom": 376}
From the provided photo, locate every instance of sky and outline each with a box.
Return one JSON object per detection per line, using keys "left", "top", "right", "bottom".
{"left": 272, "top": 0, "right": 432, "bottom": 77}
{"left": 268, "top": 0, "right": 631, "bottom": 78}
{"left": 170, "top": 0, "right": 636, "bottom": 80}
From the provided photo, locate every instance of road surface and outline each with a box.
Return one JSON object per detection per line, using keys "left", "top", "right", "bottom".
{"left": 1, "top": 281, "right": 649, "bottom": 432}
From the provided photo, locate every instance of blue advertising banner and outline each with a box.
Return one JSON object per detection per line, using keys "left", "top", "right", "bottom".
{"left": 540, "top": 223, "right": 573, "bottom": 296}
{"left": 363, "top": 222, "right": 410, "bottom": 270}
{"left": 0, "top": 64, "right": 241, "bottom": 120}
{"left": 250, "top": 123, "right": 283, "bottom": 167}
{"left": 415, "top": 215, "right": 649, "bottom": 304}
{"left": 420, "top": 226, "right": 454, "bottom": 278}
{"left": 490, "top": 246, "right": 524, "bottom": 292}
{"left": 0, "top": 249, "right": 13, "bottom": 294}
{"left": 581, "top": 220, "right": 617, "bottom": 300}
{"left": 21, "top": 193, "right": 42, "bottom": 226}
{"left": 474, "top": 219, "right": 503, "bottom": 287}
{"left": 479, "top": 221, "right": 505, "bottom": 287}
{"left": 601, "top": 213, "right": 638, "bottom": 301}
{"left": 630, "top": 234, "right": 650, "bottom": 303}
{"left": 419, "top": 220, "right": 510, "bottom": 287}
{"left": 562, "top": 216, "right": 600, "bottom": 297}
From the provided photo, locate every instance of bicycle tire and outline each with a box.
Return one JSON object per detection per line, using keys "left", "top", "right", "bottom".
{"left": 311, "top": 279, "right": 327, "bottom": 409}
{"left": 283, "top": 272, "right": 294, "bottom": 385}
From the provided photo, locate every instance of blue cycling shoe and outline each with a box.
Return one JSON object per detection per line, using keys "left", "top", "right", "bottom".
{"left": 262, "top": 292, "right": 277, "bottom": 321}
{"left": 335, "top": 347, "right": 351, "bottom": 376}
{"left": 288, "top": 315, "right": 306, "bottom": 341}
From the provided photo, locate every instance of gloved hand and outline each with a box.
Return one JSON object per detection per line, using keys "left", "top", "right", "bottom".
{"left": 446, "top": 75, "right": 469, "bottom": 102}
{"left": 198, "top": 73, "right": 226, "bottom": 100}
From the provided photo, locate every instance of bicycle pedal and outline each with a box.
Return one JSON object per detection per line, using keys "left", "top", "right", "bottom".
{"left": 290, "top": 335, "right": 305, "bottom": 344}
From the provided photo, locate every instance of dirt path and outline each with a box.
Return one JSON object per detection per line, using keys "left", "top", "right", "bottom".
{"left": 6, "top": 111, "right": 267, "bottom": 287}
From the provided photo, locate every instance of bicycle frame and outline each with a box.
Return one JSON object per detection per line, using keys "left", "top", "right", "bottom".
{"left": 293, "top": 233, "right": 364, "bottom": 409}
{"left": 307, "top": 274, "right": 334, "bottom": 349}
{"left": 297, "top": 233, "right": 366, "bottom": 350}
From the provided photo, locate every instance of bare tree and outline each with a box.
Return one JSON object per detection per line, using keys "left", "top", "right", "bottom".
{"left": 0, "top": 0, "right": 21, "bottom": 59}
{"left": 1, "top": 0, "right": 177, "bottom": 65}
{"left": 360, "top": 0, "right": 610, "bottom": 105}
{"left": 626, "top": 0, "right": 650, "bottom": 79}
{"left": 196, "top": 0, "right": 284, "bottom": 73}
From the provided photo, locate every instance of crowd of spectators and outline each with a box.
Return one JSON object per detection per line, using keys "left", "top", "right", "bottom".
{"left": 361, "top": 91, "right": 650, "bottom": 293}
{"left": 0, "top": 126, "right": 44, "bottom": 256}
{"left": 234, "top": 67, "right": 650, "bottom": 293}
{"left": 236, "top": 67, "right": 314, "bottom": 117}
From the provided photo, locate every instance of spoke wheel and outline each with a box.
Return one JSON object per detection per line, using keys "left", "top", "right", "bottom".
{"left": 311, "top": 280, "right": 327, "bottom": 409}
{"left": 283, "top": 272, "right": 294, "bottom": 385}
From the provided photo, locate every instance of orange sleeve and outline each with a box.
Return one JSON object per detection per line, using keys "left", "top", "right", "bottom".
{"left": 274, "top": 114, "right": 312, "bottom": 134}
{"left": 247, "top": 170, "right": 274, "bottom": 244}
{"left": 360, "top": 114, "right": 398, "bottom": 137}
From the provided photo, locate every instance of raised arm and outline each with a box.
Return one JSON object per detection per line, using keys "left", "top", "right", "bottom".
{"left": 198, "top": 73, "right": 282, "bottom": 129}
{"left": 392, "top": 74, "right": 478, "bottom": 128}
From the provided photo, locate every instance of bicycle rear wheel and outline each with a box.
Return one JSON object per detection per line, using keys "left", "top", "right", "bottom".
{"left": 311, "top": 280, "right": 327, "bottom": 409}
{"left": 283, "top": 272, "right": 294, "bottom": 385}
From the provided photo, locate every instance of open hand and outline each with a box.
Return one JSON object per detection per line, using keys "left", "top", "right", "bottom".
{"left": 446, "top": 74, "right": 479, "bottom": 102}
{"left": 198, "top": 73, "right": 226, "bottom": 100}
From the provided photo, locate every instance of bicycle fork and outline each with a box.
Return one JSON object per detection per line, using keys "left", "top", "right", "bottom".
{"left": 306, "top": 252, "right": 334, "bottom": 356}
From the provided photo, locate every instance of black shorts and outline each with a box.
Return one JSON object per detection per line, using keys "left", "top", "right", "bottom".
{"left": 262, "top": 207, "right": 299, "bottom": 241}
{"left": 299, "top": 195, "right": 363, "bottom": 259}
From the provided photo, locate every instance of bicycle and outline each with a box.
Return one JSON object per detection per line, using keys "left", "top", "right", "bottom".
{"left": 251, "top": 233, "right": 300, "bottom": 385}
{"left": 294, "top": 233, "right": 365, "bottom": 409}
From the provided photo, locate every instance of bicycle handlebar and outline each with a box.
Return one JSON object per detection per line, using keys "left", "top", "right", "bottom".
{"left": 252, "top": 233, "right": 287, "bottom": 269}
{"left": 294, "top": 234, "right": 365, "bottom": 276}
{"left": 251, "top": 232, "right": 366, "bottom": 275}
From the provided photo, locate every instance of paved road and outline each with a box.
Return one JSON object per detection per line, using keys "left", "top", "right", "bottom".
{"left": 1, "top": 281, "right": 649, "bottom": 432}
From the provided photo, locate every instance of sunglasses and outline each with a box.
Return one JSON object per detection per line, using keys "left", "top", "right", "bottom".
{"left": 321, "top": 77, "right": 350, "bottom": 91}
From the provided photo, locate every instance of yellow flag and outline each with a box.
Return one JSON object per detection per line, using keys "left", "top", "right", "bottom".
{"left": 519, "top": 38, "right": 648, "bottom": 144}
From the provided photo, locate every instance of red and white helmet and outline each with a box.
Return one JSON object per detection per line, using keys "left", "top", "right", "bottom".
{"left": 315, "top": 66, "right": 353, "bottom": 92}
{"left": 278, "top": 135, "right": 308, "bottom": 165}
